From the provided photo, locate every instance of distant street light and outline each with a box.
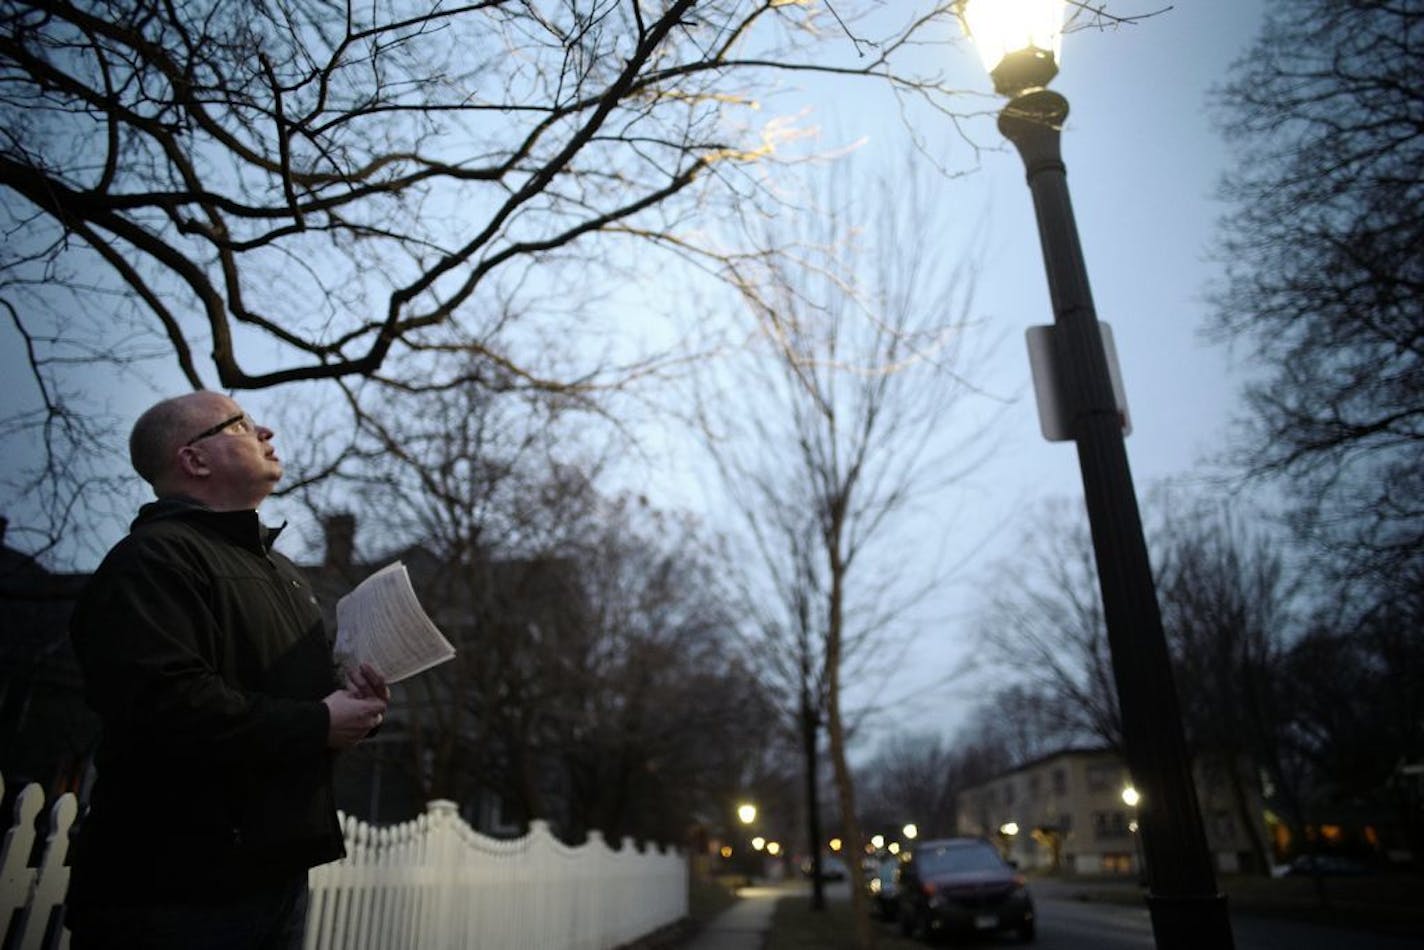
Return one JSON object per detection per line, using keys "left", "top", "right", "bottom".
{"left": 871, "top": 834, "right": 886, "bottom": 850}
{"left": 952, "top": 2, "right": 1233, "bottom": 947}
{"left": 903, "top": 823, "right": 919, "bottom": 840}
{"left": 737, "top": 802, "right": 757, "bottom": 825}
{"left": 829, "top": 837, "right": 843, "bottom": 852}
{"left": 998, "top": 821, "right": 1020, "bottom": 863}
{"left": 752, "top": 836, "right": 766, "bottom": 852}
{"left": 767, "top": 841, "right": 782, "bottom": 857}
{"left": 1122, "top": 786, "right": 1141, "bottom": 808}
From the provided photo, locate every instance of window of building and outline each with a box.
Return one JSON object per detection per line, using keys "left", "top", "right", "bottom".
{"left": 1086, "top": 763, "right": 1116, "bottom": 792}
{"left": 1101, "top": 853, "right": 1133, "bottom": 875}
{"left": 1093, "top": 811, "right": 1129, "bottom": 840}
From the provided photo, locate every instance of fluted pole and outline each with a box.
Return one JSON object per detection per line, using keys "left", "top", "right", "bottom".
{"left": 998, "top": 88, "right": 1235, "bottom": 950}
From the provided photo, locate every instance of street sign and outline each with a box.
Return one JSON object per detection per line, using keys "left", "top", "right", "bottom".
{"left": 1025, "top": 322, "right": 1132, "bottom": 442}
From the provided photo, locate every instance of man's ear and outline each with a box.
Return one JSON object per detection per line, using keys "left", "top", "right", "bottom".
{"left": 175, "top": 445, "right": 211, "bottom": 479}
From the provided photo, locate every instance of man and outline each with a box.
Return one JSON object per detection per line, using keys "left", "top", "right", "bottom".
{"left": 66, "top": 391, "right": 389, "bottom": 950}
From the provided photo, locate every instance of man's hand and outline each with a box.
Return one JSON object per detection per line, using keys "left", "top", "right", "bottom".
{"left": 323, "top": 689, "right": 387, "bottom": 749}
{"left": 346, "top": 662, "right": 391, "bottom": 702}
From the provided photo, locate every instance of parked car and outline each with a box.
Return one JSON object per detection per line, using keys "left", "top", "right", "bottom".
{"left": 896, "top": 837, "right": 1034, "bottom": 943}
{"left": 1282, "top": 854, "right": 1372, "bottom": 877}
{"left": 865, "top": 856, "right": 900, "bottom": 920}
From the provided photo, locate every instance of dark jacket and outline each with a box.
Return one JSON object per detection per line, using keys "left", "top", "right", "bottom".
{"left": 67, "top": 499, "right": 344, "bottom": 909}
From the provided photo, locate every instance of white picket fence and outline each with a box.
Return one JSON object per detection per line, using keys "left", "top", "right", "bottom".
{"left": 0, "top": 775, "right": 688, "bottom": 950}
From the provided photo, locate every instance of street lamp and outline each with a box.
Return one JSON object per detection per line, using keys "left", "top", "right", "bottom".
{"left": 737, "top": 802, "right": 757, "bottom": 825}
{"left": 903, "top": 823, "right": 919, "bottom": 841}
{"left": 953, "top": 3, "right": 1234, "bottom": 948}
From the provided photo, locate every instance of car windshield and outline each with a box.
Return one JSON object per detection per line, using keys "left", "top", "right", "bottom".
{"left": 915, "top": 843, "right": 1004, "bottom": 875}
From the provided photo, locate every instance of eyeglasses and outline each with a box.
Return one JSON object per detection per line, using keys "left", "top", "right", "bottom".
{"left": 184, "top": 412, "right": 257, "bottom": 446}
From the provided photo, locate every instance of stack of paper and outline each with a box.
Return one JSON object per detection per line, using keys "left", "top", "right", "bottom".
{"left": 334, "top": 561, "right": 456, "bottom": 684}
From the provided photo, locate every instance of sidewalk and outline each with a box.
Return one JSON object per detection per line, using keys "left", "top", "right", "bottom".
{"left": 680, "top": 883, "right": 793, "bottom": 950}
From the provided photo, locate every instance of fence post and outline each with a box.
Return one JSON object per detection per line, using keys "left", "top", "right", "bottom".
{"left": 423, "top": 800, "right": 458, "bottom": 950}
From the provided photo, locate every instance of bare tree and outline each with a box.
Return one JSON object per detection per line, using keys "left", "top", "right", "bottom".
{"left": 1155, "top": 493, "right": 1295, "bottom": 875}
{"left": 980, "top": 499, "right": 1122, "bottom": 747}
{"left": 857, "top": 732, "right": 966, "bottom": 841}
{"left": 300, "top": 379, "right": 774, "bottom": 843}
{"left": 298, "top": 377, "right": 607, "bottom": 812}
{"left": 695, "top": 153, "right": 995, "bottom": 947}
{"left": 1210, "top": 0, "right": 1424, "bottom": 587}
{"left": 1276, "top": 578, "right": 1424, "bottom": 870}
{"left": 981, "top": 487, "right": 1298, "bottom": 873}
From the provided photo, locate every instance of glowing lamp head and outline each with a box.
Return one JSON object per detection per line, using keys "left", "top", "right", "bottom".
{"left": 954, "top": 0, "right": 1066, "bottom": 96}
{"left": 737, "top": 803, "right": 757, "bottom": 825}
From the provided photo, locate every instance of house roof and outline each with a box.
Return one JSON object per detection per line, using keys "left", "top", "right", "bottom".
{"left": 974, "top": 745, "right": 1120, "bottom": 787}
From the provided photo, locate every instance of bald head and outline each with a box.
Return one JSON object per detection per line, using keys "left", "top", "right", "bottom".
{"left": 130, "top": 393, "right": 214, "bottom": 490}
{"left": 128, "top": 391, "right": 282, "bottom": 509}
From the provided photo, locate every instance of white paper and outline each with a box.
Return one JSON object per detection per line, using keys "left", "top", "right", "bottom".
{"left": 334, "top": 561, "right": 456, "bottom": 684}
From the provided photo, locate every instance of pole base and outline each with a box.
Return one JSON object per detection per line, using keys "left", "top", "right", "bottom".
{"left": 1145, "top": 891, "right": 1235, "bottom": 950}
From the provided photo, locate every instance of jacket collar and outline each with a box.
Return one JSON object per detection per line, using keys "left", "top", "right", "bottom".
{"left": 134, "top": 496, "right": 286, "bottom": 553}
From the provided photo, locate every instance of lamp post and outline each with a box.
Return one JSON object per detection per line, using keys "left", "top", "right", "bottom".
{"left": 1124, "top": 786, "right": 1147, "bottom": 882}
{"left": 953, "top": 3, "right": 1233, "bottom": 947}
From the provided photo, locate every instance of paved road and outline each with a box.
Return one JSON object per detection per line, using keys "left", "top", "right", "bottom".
{"left": 871, "top": 881, "right": 1424, "bottom": 949}
{"left": 681, "top": 884, "right": 782, "bottom": 950}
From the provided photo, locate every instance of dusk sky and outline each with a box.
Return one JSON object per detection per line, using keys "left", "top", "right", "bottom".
{"left": 869, "top": 0, "right": 1273, "bottom": 741}
{"left": 631, "top": 0, "right": 1278, "bottom": 745}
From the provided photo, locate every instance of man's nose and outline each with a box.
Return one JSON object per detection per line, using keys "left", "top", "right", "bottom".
{"left": 258, "top": 425, "right": 275, "bottom": 440}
